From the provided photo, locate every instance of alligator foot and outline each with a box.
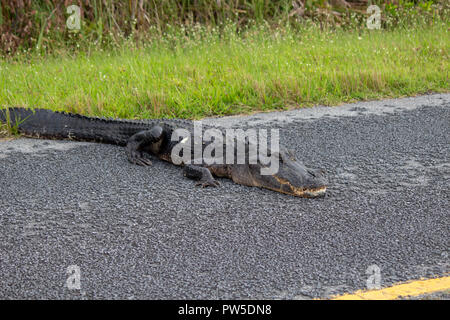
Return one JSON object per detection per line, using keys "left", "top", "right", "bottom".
{"left": 127, "top": 150, "right": 153, "bottom": 166}
{"left": 126, "top": 126, "right": 164, "bottom": 166}
{"left": 195, "top": 179, "right": 221, "bottom": 188}
{"left": 183, "top": 164, "right": 220, "bottom": 188}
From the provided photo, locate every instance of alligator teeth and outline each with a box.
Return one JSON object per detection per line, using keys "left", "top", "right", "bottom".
{"left": 303, "top": 186, "right": 327, "bottom": 198}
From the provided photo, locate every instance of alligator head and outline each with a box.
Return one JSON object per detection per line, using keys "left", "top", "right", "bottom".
{"left": 231, "top": 148, "right": 327, "bottom": 198}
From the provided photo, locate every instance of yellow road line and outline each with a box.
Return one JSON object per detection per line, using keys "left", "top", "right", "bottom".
{"left": 332, "top": 276, "right": 450, "bottom": 300}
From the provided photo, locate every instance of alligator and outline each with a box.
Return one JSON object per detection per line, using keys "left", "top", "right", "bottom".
{"left": 0, "top": 107, "right": 327, "bottom": 198}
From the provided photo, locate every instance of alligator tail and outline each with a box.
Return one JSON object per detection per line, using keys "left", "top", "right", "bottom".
{"left": 0, "top": 107, "right": 148, "bottom": 146}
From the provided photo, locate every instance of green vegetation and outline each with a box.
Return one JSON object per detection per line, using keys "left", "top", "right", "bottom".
{"left": 1, "top": 1, "right": 448, "bottom": 55}
{"left": 1, "top": 22, "right": 448, "bottom": 119}
{"left": 0, "top": 107, "right": 20, "bottom": 138}
{"left": 0, "top": 123, "right": 10, "bottom": 138}
{"left": 0, "top": 1, "right": 448, "bottom": 123}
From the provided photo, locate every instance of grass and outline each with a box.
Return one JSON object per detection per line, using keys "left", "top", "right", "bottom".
{"left": 0, "top": 107, "right": 20, "bottom": 138}
{"left": 0, "top": 123, "right": 10, "bottom": 139}
{"left": 0, "top": 22, "right": 449, "bottom": 120}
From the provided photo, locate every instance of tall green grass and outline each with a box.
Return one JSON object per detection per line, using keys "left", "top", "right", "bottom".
{"left": 1, "top": 0, "right": 448, "bottom": 55}
{"left": 1, "top": 21, "right": 448, "bottom": 120}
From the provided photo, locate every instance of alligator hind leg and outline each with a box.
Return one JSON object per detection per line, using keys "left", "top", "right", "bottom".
{"left": 126, "top": 126, "right": 164, "bottom": 166}
{"left": 183, "top": 165, "right": 220, "bottom": 188}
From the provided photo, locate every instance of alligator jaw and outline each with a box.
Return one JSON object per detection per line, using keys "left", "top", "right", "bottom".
{"left": 298, "top": 186, "right": 327, "bottom": 198}
{"left": 272, "top": 175, "right": 327, "bottom": 198}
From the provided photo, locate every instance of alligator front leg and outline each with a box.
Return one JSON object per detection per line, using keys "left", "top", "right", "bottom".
{"left": 126, "top": 126, "right": 164, "bottom": 166}
{"left": 183, "top": 164, "right": 220, "bottom": 188}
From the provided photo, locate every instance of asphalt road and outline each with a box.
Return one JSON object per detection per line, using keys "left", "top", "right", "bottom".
{"left": 0, "top": 94, "right": 449, "bottom": 299}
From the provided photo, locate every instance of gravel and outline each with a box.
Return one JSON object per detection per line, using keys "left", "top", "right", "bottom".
{"left": 0, "top": 93, "right": 449, "bottom": 299}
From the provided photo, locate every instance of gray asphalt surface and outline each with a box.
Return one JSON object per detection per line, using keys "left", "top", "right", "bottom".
{"left": 0, "top": 94, "right": 449, "bottom": 299}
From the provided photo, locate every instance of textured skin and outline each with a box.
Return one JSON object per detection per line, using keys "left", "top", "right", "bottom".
{"left": 0, "top": 107, "right": 193, "bottom": 146}
{"left": 0, "top": 107, "right": 327, "bottom": 197}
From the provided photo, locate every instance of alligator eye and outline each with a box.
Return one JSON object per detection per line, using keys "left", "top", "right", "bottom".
{"left": 270, "top": 151, "right": 283, "bottom": 163}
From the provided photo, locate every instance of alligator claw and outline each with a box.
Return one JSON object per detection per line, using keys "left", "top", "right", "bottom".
{"left": 136, "top": 158, "right": 153, "bottom": 166}
{"left": 128, "top": 151, "right": 152, "bottom": 166}
{"left": 195, "top": 179, "right": 220, "bottom": 188}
